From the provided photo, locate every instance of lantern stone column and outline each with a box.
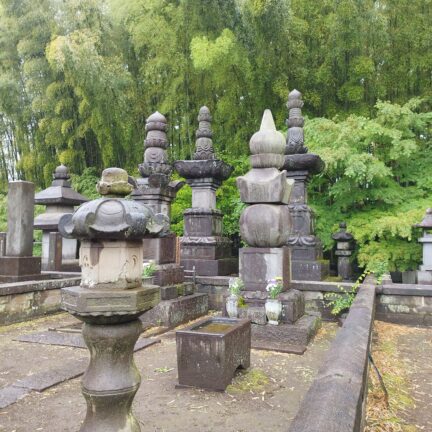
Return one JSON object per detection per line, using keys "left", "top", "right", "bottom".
{"left": 174, "top": 106, "right": 237, "bottom": 276}
{"left": 282, "top": 90, "right": 329, "bottom": 281}
{"left": 414, "top": 208, "right": 432, "bottom": 285}
{"left": 131, "top": 112, "right": 185, "bottom": 286}
{"left": 332, "top": 222, "right": 355, "bottom": 281}
{"left": 59, "top": 168, "right": 169, "bottom": 432}
{"left": 34, "top": 165, "right": 88, "bottom": 271}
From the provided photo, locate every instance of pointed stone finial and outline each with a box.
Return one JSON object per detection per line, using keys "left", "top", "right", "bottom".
{"left": 286, "top": 89, "right": 307, "bottom": 155}
{"left": 194, "top": 106, "right": 215, "bottom": 160}
{"left": 260, "top": 109, "right": 277, "bottom": 131}
{"left": 54, "top": 164, "right": 70, "bottom": 180}
{"left": 143, "top": 111, "right": 169, "bottom": 164}
{"left": 249, "top": 109, "right": 285, "bottom": 156}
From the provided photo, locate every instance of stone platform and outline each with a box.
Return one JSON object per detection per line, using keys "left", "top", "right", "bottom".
{"left": 251, "top": 315, "right": 321, "bottom": 354}
{"left": 140, "top": 291, "right": 208, "bottom": 328}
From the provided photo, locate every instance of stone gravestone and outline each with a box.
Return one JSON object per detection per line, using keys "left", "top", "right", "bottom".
{"left": 332, "top": 222, "right": 355, "bottom": 281}
{"left": 0, "top": 181, "right": 41, "bottom": 282}
{"left": 131, "top": 112, "right": 185, "bottom": 286}
{"left": 282, "top": 90, "right": 329, "bottom": 280}
{"left": 413, "top": 208, "right": 432, "bottom": 284}
{"left": 174, "top": 106, "right": 237, "bottom": 276}
{"left": 59, "top": 167, "right": 169, "bottom": 432}
{"left": 34, "top": 164, "right": 88, "bottom": 271}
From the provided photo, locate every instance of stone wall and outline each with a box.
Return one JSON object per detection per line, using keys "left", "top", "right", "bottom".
{"left": 195, "top": 275, "right": 230, "bottom": 310}
{"left": 288, "top": 283, "right": 376, "bottom": 432}
{"left": 0, "top": 277, "right": 80, "bottom": 325}
{"left": 376, "top": 283, "right": 432, "bottom": 326}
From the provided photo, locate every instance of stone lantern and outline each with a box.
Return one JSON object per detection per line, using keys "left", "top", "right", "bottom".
{"left": 237, "top": 109, "right": 294, "bottom": 291}
{"left": 34, "top": 165, "right": 88, "bottom": 271}
{"left": 414, "top": 208, "right": 432, "bottom": 284}
{"left": 282, "top": 90, "right": 329, "bottom": 280}
{"left": 174, "top": 106, "right": 237, "bottom": 276}
{"left": 332, "top": 222, "right": 355, "bottom": 281}
{"left": 59, "top": 167, "right": 169, "bottom": 432}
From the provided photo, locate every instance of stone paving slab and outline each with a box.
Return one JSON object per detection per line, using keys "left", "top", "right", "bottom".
{"left": 0, "top": 385, "right": 29, "bottom": 409}
{"left": 13, "top": 359, "right": 88, "bottom": 392}
{"left": 0, "top": 337, "right": 160, "bottom": 409}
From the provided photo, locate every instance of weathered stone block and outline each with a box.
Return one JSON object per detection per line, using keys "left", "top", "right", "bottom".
{"left": 80, "top": 240, "right": 143, "bottom": 289}
{"left": 181, "top": 256, "right": 238, "bottom": 277}
{"left": 183, "top": 209, "right": 223, "bottom": 237}
{"left": 153, "top": 263, "right": 184, "bottom": 286}
{"left": 140, "top": 293, "right": 208, "bottom": 327}
{"left": 176, "top": 317, "right": 251, "bottom": 391}
{"left": 291, "top": 260, "right": 329, "bottom": 281}
{"left": 160, "top": 285, "right": 178, "bottom": 300}
{"left": 0, "top": 256, "right": 41, "bottom": 277}
{"left": 239, "top": 247, "right": 291, "bottom": 291}
{"left": 62, "top": 285, "right": 159, "bottom": 316}
{"left": 142, "top": 235, "right": 176, "bottom": 265}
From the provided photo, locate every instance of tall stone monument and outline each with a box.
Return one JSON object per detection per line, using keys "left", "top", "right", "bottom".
{"left": 413, "top": 208, "right": 432, "bottom": 284}
{"left": 59, "top": 167, "right": 169, "bottom": 432}
{"left": 237, "top": 109, "right": 294, "bottom": 291}
{"left": 131, "top": 111, "right": 185, "bottom": 286}
{"left": 174, "top": 106, "right": 237, "bottom": 276}
{"left": 34, "top": 164, "right": 88, "bottom": 271}
{"left": 282, "top": 89, "right": 329, "bottom": 280}
{"left": 332, "top": 222, "right": 355, "bottom": 281}
{"left": 0, "top": 181, "right": 41, "bottom": 281}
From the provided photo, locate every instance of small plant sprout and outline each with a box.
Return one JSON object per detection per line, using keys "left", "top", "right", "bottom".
{"left": 229, "top": 277, "right": 244, "bottom": 296}
{"left": 265, "top": 277, "right": 283, "bottom": 299}
{"left": 142, "top": 260, "right": 156, "bottom": 277}
{"left": 324, "top": 268, "right": 371, "bottom": 316}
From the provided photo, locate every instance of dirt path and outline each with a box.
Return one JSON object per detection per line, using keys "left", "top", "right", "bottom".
{"left": 0, "top": 314, "right": 338, "bottom": 432}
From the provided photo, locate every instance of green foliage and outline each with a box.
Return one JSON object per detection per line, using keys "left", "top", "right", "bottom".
{"left": 307, "top": 98, "right": 432, "bottom": 271}
{"left": 324, "top": 269, "right": 371, "bottom": 316}
{"left": 142, "top": 261, "right": 156, "bottom": 277}
{"left": 70, "top": 167, "right": 100, "bottom": 200}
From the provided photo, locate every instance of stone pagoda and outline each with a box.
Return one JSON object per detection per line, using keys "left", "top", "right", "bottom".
{"left": 131, "top": 111, "right": 185, "bottom": 286}
{"left": 332, "top": 222, "right": 355, "bottom": 281}
{"left": 0, "top": 181, "right": 42, "bottom": 282}
{"left": 235, "top": 110, "right": 320, "bottom": 353}
{"left": 59, "top": 167, "right": 168, "bottom": 432}
{"left": 237, "top": 109, "right": 293, "bottom": 292}
{"left": 174, "top": 106, "right": 237, "bottom": 276}
{"left": 413, "top": 208, "right": 432, "bottom": 284}
{"left": 282, "top": 89, "right": 329, "bottom": 280}
{"left": 34, "top": 164, "right": 88, "bottom": 271}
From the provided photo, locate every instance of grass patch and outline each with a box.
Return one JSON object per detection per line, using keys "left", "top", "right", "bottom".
{"left": 226, "top": 368, "right": 269, "bottom": 394}
{"left": 366, "top": 321, "right": 417, "bottom": 432}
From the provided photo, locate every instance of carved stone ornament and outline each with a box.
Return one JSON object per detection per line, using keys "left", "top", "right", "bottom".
{"left": 286, "top": 89, "right": 307, "bottom": 154}
{"left": 332, "top": 222, "right": 354, "bottom": 242}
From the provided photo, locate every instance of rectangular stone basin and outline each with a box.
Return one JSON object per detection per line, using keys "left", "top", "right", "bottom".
{"left": 176, "top": 317, "right": 251, "bottom": 391}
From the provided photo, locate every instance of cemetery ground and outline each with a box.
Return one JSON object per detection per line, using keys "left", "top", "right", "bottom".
{"left": 1, "top": 314, "right": 431, "bottom": 432}
{"left": 1, "top": 312, "right": 336, "bottom": 432}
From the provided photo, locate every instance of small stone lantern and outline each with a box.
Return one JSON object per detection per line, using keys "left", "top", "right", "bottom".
{"left": 59, "top": 167, "right": 169, "bottom": 432}
{"left": 332, "top": 222, "right": 355, "bottom": 281}
{"left": 34, "top": 165, "right": 88, "bottom": 270}
{"left": 414, "top": 208, "right": 432, "bottom": 284}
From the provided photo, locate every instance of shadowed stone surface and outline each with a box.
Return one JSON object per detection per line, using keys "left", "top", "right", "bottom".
{"left": 0, "top": 385, "right": 29, "bottom": 409}
{"left": 140, "top": 293, "right": 208, "bottom": 328}
{"left": 251, "top": 315, "right": 321, "bottom": 353}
